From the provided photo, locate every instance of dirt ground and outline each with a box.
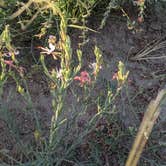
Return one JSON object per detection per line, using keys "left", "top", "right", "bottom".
{"left": 0, "top": 8, "right": 166, "bottom": 165}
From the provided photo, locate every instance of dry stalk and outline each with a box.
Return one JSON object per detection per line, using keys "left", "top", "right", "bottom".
{"left": 125, "top": 88, "right": 166, "bottom": 166}
{"left": 131, "top": 37, "right": 166, "bottom": 60}
{"left": 8, "top": 0, "right": 34, "bottom": 20}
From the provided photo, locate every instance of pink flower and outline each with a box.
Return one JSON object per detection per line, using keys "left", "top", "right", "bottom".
{"left": 137, "top": 16, "right": 144, "bottom": 23}
{"left": 4, "top": 60, "right": 16, "bottom": 69}
{"left": 4, "top": 60, "right": 25, "bottom": 75}
{"left": 112, "top": 72, "right": 118, "bottom": 80}
{"left": 74, "top": 71, "right": 91, "bottom": 86}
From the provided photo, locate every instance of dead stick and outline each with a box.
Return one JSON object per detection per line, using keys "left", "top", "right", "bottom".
{"left": 125, "top": 89, "right": 166, "bottom": 166}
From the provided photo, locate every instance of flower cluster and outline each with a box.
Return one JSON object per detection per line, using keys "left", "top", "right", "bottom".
{"left": 74, "top": 71, "right": 91, "bottom": 87}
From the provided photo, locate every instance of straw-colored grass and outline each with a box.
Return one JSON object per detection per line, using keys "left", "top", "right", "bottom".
{"left": 131, "top": 37, "right": 166, "bottom": 60}
{"left": 126, "top": 88, "right": 166, "bottom": 166}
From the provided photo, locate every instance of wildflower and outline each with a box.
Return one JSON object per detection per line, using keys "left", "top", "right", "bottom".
{"left": 89, "top": 62, "right": 102, "bottom": 77}
{"left": 112, "top": 72, "right": 118, "bottom": 80}
{"left": 137, "top": 0, "right": 145, "bottom": 4}
{"left": 74, "top": 71, "right": 91, "bottom": 86}
{"left": 112, "top": 61, "right": 129, "bottom": 87}
{"left": 4, "top": 60, "right": 25, "bottom": 75}
{"left": 56, "top": 69, "right": 63, "bottom": 79}
{"left": 38, "top": 36, "right": 56, "bottom": 54}
{"left": 48, "top": 35, "right": 56, "bottom": 45}
{"left": 138, "top": 16, "right": 144, "bottom": 23}
{"left": 37, "top": 35, "right": 61, "bottom": 60}
{"left": 2, "top": 50, "right": 19, "bottom": 57}
{"left": 38, "top": 45, "right": 55, "bottom": 55}
{"left": 134, "top": 0, "right": 145, "bottom": 5}
{"left": 89, "top": 62, "right": 97, "bottom": 70}
{"left": 4, "top": 60, "right": 16, "bottom": 68}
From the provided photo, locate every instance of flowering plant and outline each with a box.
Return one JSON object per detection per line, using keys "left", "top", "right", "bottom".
{"left": 74, "top": 71, "right": 91, "bottom": 87}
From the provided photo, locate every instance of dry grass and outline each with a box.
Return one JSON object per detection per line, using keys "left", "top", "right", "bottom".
{"left": 131, "top": 37, "right": 166, "bottom": 60}
{"left": 126, "top": 88, "right": 166, "bottom": 166}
